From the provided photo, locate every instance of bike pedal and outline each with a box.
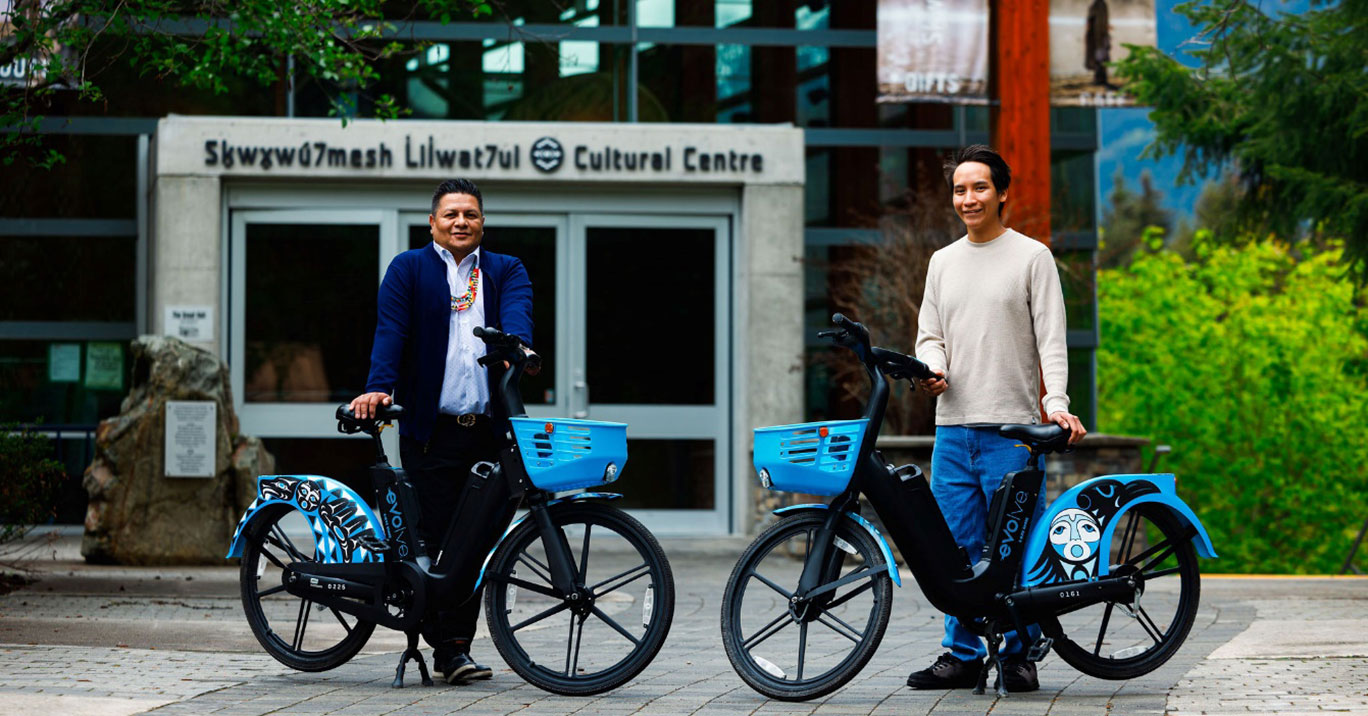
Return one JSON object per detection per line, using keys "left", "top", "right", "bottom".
{"left": 1026, "top": 637, "right": 1054, "bottom": 663}
{"left": 358, "top": 532, "right": 393, "bottom": 555}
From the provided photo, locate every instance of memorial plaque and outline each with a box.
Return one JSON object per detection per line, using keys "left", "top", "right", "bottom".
{"left": 165, "top": 400, "right": 217, "bottom": 478}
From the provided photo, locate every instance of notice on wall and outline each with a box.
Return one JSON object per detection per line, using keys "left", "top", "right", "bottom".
{"left": 165, "top": 400, "right": 217, "bottom": 478}
{"left": 49, "top": 343, "right": 81, "bottom": 383}
{"left": 84, "top": 342, "right": 124, "bottom": 390}
{"left": 166, "top": 305, "right": 214, "bottom": 342}
{"left": 877, "top": 0, "right": 990, "bottom": 104}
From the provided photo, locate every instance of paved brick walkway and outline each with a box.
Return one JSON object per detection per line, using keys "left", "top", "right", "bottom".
{"left": 1, "top": 537, "right": 1365, "bottom": 715}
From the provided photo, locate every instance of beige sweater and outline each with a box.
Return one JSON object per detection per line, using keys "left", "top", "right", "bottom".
{"left": 915, "top": 229, "right": 1071, "bottom": 425}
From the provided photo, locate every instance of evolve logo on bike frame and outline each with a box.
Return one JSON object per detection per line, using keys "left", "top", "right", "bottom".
{"left": 227, "top": 475, "right": 387, "bottom": 563}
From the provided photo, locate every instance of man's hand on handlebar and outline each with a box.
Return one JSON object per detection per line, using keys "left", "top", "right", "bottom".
{"left": 1048, "top": 410, "right": 1087, "bottom": 445}
{"left": 349, "top": 391, "right": 392, "bottom": 420}
{"left": 517, "top": 346, "right": 542, "bottom": 376}
{"left": 919, "top": 370, "right": 948, "bottom": 397}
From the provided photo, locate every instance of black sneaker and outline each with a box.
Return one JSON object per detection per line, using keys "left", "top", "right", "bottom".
{"left": 438, "top": 652, "right": 493, "bottom": 685}
{"left": 1000, "top": 657, "right": 1039, "bottom": 692}
{"left": 906, "top": 652, "right": 983, "bottom": 689}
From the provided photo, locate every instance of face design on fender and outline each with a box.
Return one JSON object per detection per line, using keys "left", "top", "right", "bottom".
{"left": 1049, "top": 508, "right": 1101, "bottom": 564}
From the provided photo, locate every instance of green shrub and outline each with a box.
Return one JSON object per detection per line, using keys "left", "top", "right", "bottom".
{"left": 0, "top": 426, "right": 65, "bottom": 545}
{"left": 1099, "top": 237, "right": 1368, "bottom": 574}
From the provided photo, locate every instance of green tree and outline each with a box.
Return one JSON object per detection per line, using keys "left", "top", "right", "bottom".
{"left": 1, "top": 0, "right": 490, "bottom": 166}
{"left": 1100, "top": 171, "right": 1173, "bottom": 268}
{"left": 1098, "top": 236, "right": 1368, "bottom": 574}
{"left": 1115, "top": 0, "right": 1368, "bottom": 278}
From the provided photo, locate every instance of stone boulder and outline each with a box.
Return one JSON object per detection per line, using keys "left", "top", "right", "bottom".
{"left": 82, "top": 335, "right": 275, "bottom": 565}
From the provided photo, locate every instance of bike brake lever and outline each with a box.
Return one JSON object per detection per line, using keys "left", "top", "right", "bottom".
{"left": 817, "top": 330, "right": 840, "bottom": 339}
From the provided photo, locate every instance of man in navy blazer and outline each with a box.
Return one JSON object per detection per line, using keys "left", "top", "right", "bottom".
{"left": 350, "top": 178, "right": 534, "bottom": 685}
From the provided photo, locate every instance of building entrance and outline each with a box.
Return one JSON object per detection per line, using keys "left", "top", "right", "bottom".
{"left": 230, "top": 190, "right": 732, "bottom": 534}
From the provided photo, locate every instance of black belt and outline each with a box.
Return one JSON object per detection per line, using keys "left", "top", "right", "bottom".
{"left": 437, "top": 412, "right": 489, "bottom": 428}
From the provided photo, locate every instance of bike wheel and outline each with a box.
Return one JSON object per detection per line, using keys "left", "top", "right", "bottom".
{"left": 1044, "top": 504, "right": 1201, "bottom": 679}
{"left": 720, "top": 512, "right": 893, "bottom": 701}
{"left": 239, "top": 505, "right": 376, "bottom": 671}
{"left": 483, "top": 501, "right": 675, "bottom": 695}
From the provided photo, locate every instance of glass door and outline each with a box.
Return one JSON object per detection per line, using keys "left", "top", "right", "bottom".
{"left": 229, "top": 209, "right": 401, "bottom": 492}
{"left": 570, "top": 214, "right": 731, "bottom": 534}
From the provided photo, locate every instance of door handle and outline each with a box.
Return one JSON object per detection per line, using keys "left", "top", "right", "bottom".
{"left": 573, "top": 380, "right": 589, "bottom": 418}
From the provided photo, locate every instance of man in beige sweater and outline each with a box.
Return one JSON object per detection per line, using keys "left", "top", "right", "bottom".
{"left": 906, "top": 145, "right": 1086, "bottom": 693}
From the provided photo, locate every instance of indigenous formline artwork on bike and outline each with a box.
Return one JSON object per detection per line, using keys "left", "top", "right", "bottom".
{"left": 1026, "top": 478, "right": 1160, "bottom": 584}
{"left": 231, "top": 475, "right": 385, "bottom": 563}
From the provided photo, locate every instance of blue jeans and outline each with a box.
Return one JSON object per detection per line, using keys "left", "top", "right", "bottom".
{"left": 931, "top": 425, "right": 1045, "bottom": 662}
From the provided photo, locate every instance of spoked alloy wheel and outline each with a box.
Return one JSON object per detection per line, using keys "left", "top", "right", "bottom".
{"left": 1045, "top": 505, "right": 1201, "bottom": 679}
{"left": 483, "top": 502, "right": 675, "bottom": 695}
{"left": 239, "top": 505, "right": 376, "bottom": 671}
{"left": 720, "top": 512, "right": 893, "bottom": 701}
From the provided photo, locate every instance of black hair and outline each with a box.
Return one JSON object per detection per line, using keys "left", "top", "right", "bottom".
{"left": 942, "top": 144, "right": 1012, "bottom": 217}
{"left": 430, "top": 178, "right": 484, "bottom": 215}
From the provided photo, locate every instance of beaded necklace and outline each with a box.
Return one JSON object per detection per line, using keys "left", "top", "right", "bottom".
{"left": 450, "top": 267, "right": 480, "bottom": 312}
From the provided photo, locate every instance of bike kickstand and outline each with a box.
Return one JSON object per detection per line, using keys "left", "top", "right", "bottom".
{"left": 973, "top": 631, "right": 1008, "bottom": 698}
{"left": 393, "top": 630, "right": 434, "bottom": 688}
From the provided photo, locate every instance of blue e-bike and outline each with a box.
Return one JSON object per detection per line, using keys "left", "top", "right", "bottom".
{"left": 720, "top": 314, "right": 1216, "bottom": 700}
{"left": 227, "top": 327, "right": 674, "bottom": 695}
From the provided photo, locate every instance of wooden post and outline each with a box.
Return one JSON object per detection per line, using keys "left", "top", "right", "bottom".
{"left": 991, "top": 0, "right": 1053, "bottom": 247}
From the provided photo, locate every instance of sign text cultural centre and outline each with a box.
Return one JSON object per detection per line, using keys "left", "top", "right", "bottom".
{"left": 203, "top": 134, "right": 765, "bottom": 175}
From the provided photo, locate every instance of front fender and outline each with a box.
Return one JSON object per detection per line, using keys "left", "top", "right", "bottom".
{"left": 473, "top": 492, "right": 624, "bottom": 591}
{"left": 1021, "top": 473, "right": 1217, "bottom": 587}
{"left": 226, "top": 475, "right": 387, "bottom": 563}
{"left": 774, "top": 504, "right": 902, "bottom": 587}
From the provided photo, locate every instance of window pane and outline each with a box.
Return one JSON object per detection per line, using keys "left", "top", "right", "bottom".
{"left": 614, "top": 439, "right": 714, "bottom": 510}
{"left": 1056, "top": 250, "right": 1097, "bottom": 333}
{"left": 0, "top": 135, "right": 137, "bottom": 218}
{"left": 1067, "top": 348, "right": 1096, "bottom": 431}
{"left": 407, "top": 224, "right": 557, "bottom": 405}
{"left": 638, "top": 0, "right": 869, "bottom": 29}
{"left": 244, "top": 223, "right": 378, "bottom": 403}
{"left": 302, "top": 36, "right": 629, "bottom": 122}
{"left": 0, "top": 236, "right": 135, "bottom": 322}
{"left": 0, "top": 340, "right": 130, "bottom": 424}
{"left": 586, "top": 227, "right": 714, "bottom": 404}
{"left": 1052, "top": 150, "right": 1097, "bottom": 233}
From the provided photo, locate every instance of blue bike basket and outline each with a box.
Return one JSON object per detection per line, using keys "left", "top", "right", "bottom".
{"left": 509, "top": 417, "right": 629, "bottom": 492}
{"left": 752, "top": 419, "right": 868, "bottom": 496}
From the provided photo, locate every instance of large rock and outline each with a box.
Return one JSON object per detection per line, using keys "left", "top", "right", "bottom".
{"left": 82, "top": 336, "right": 275, "bottom": 565}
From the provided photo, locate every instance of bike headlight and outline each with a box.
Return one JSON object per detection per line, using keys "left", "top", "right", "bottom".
{"left": 603, "top": 463, "right": 618, "bottom": 482}
{"left": 759, "top": 468, "right": 772, "bottom": 489}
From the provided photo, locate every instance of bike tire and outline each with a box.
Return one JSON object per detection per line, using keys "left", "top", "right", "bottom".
{"left": 1043, "top": 504, "right": 1201, "bottom": 680}
{"left": 720, "top": 512, "right": 893, "bottom": 701}
{"left": 239, "top": 504, "right": 376, "bottom": 671}
{"left": 483, "top": 501, "right": 675, "bottom": 695}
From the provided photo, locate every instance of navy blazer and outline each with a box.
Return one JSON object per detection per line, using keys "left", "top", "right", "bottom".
{"left": 364, "top": 245, "right": 534, "bottom": 443}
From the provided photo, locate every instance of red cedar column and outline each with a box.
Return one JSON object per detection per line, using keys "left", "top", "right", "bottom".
{"left": 991, "top": 0, "right": 1052, "bottom": 247}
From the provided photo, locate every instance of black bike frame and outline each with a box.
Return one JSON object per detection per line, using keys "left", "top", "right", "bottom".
{"left": 281, "top": 337, "right": 585, "bottom": 631}
{"left": 794, "top": 334, "right": 1141, "bottom": 629}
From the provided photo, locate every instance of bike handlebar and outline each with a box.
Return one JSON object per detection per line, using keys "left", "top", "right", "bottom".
{"left": 473, "top": 326, "right": 543, "bottom": 373}
{"left": 818, "top": 313, "right": 935, "bottom": 383}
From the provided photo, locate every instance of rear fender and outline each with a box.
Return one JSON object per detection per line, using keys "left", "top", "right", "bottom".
{"left": 774, "top": 504, "right": 902, "bottom": 587}
{"left": 226, "top": 475, "right": 387, "bottom": 563}
{"left": 473, "top": 492, "right": 624, "bottom": 592}
{"left": 1021, "top": 473, "right": 1217, "bottom": 587}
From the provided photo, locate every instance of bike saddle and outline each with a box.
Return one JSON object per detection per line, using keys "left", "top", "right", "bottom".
{"left": 336, "top": 403, "right": 405, "bottom": 434}
{"left": 999, "top": 423, "right": 1071, "bottom": 453}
